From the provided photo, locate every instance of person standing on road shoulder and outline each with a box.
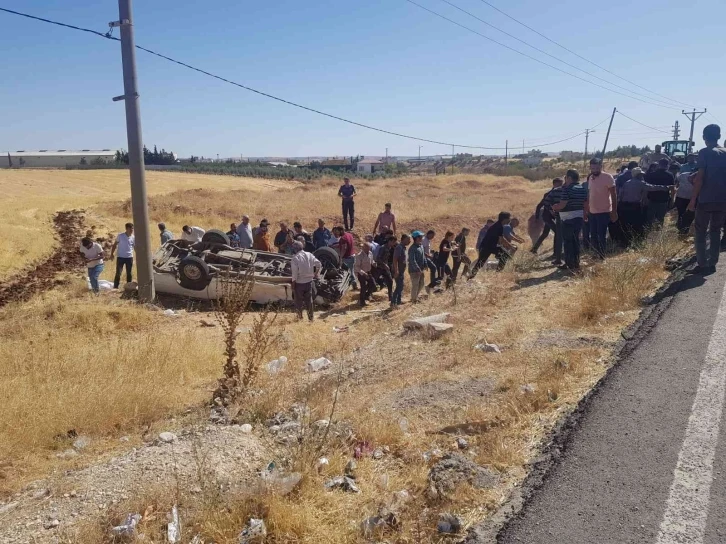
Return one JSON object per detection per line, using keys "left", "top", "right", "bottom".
{"left": 373, "top": 203, "right": 397, "bottom": 237}
{"left": 290, "top": 240, "right": 321, "bottom": 321}
{"left": 158, "top": 222, "right": 174, "bottom": 246}
{"left": 338, "top": 177, "right": 357, "bottom": 231}
{"left": 553, "top": 169, "right": 587, "bottom": 271}
{"left": 110, "top": 222, "right": 135, "bottom": 289}
{"left": 645, "top": 158, "right": 676, "bottom": 227}
{"left": 80, "top": 237, "right": 105, "bottom": 294}
{"left": 688, "top": 124, "right": 726, "bottom": 274}
{"left": 236, "top": 215, "right": 253, "bottom": 249}
{"left": 585, "top": 158, "right": 617, "bottom": 259}
{"left": 408, "top": 231, "right": 426, "bottom": 303}
{"left": 392, "top": 233, "right": 410, "bottom": 307}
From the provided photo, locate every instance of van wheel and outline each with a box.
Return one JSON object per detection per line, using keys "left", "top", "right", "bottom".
{"left": 179, "top": 256, "right": 210, "bottom": 290}
{"left": 314, "top": 247, "right": 341, "bottom": 269}
{"left": 202, "top": 229, "right": 230, "bottom": 246}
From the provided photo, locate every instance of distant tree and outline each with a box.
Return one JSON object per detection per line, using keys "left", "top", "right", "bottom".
{"left": 91, "top": 156, "right": 107, "bottom": 166}
{"left": 79, "top": 157, "right": 88, "bottom": 165}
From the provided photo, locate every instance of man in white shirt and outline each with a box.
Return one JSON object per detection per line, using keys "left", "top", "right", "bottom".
{"left": 236, "top": 215, "right": 253, "bottom": 249}
{"left": 181, "top": 225, "right": 205, "bottom": 243}
{"left": 80, "top": 236, "right": 105, "bottom": 294}
{"left": 290, "top": 241, "right": 321, "bottom": 321}
{"left": 110, "top": 223, "right": 135, "bottom": 289}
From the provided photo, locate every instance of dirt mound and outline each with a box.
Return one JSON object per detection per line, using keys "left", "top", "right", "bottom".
{"left": 450, "top": 179, "right": 485, "bottom": 190}
{"left": 0, "top": 210, "right": 86, "bottom": 308}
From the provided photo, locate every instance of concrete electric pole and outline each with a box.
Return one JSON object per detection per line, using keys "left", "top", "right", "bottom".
{"left": 672, "top": 120, "right": 680, "bottom": 140}
{"left": 683, "top": 109, "right": 707, "bottom": 153}
{"left": 600, "top": 107, "right": 617, "bottom": 160}
{"left": 112, "top": 0, "right": 154, "bottom": 302}
{"left": 584, "top": 129, "right": 595, "bottom": 168}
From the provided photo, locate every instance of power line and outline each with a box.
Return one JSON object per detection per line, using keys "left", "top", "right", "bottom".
{"left": 0, "top": 6, "right": 595, "bottom": 152}
{"left": 435, "top": 0, "right": 682, "bottom": 110}
{"left": 615, "top": 111, "right": 672, "bottom": 133}
{"left": 405, "top": 0, "right": 680, "bottom": 111}
{"left": 474, "top": 0, "right": 698, "bottom": 110}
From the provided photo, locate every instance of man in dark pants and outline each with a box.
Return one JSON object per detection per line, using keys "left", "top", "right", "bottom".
{"left": 645, "top": 158, "right": 676, "bottom": 228}
{"left": 531, "top": 177, "right": 563, "bottom": 264}
{"left": 338, "top": 177, "right": 357, "bottom": 231}
{"left": 585, "top": 158, "right": 617, "bottom": 259}
{"left": 452, "top": 227, "right": 471, "bottom": 280}
{"left": 618, "top": 167, "right": 673, "bottom": 245}
{"left": 354, "top": 242, "right": 376, "bottom": 306}
{"left": 553, "top": 169, "right": 587, "bottom": 270}
{"left": 290, "top": 241, "right": 321, "bottom": 321}
{"left": 373, "top": 236, "right": 396, "bottom": 302}
{"left": 675, "top": 159, "right": 696, "bottom": 235}
{"left": 688, "top": 124, "right": 726, "bottom": 274}
{"left": 110, "top": 222, "right": 135, "bottom": 289}
{"left": 469, "top": 212, "right": 514, "bottom": 277}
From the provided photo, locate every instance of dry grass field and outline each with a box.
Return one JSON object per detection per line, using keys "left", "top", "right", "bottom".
{"left": 0, "top": 169, "right": 687, "bottom": 543}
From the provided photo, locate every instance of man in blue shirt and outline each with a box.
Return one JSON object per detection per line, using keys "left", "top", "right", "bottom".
{"left": 338, "top": 177, "right": 357, "bottom": 231}
{"left": 158, "top": 222, "right": 174, "bottom": 246}
{"left": 680, "top": 153, "right": 698, "bottom": 175}
{"left": 313, "top": 218, "right": 332, "bottom": 249}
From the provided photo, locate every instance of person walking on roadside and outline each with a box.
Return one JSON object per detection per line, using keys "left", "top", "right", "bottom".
{"left": 236, "top": 215, "right": 253, "bottom": 249}
{"left": 252, "top": 222, "right": 273, "bottom": 252}
{"left": 408, "top": 231, "right": 427, "bottom": 303}
{"left": 688, "top": 124, "right": 726, "bottom": 274}
{"left": 392, "top": 233, "right": 410, "bottom": 306}
{"left": 158, "top": 222, "right": 174, "bottom": 246}
{"left": 422, "top": 230, "right": 439, "bottom": 292}
{"left": 181, "top": 225, "right": 205, "bottom": 243}
{"left": 290, "top": 241, "right": 321, "bottom": 321}
{"left": 333, "top": 226, "right": 358, "bottom": 290}
{"left": 452, "top": 227, "right": 471, "bottom": 280}
{"left": 354, "top": 242, "right": 376, "bottom": 306}
{"left": 618, "top": 167, "right": 672, "bottom": 244}
{"left": 313, "top": 219, "right": 332, "bottom": 249}
{"left": 80, "top": 236, "right": 105, "bottom": 294}
{"left": 110, "top": 223, "right": 135, "bottom": 289}
{"left": 675, "top": 167, "right": 697, "bottom": 235}
{"left": 338, "top": 177, "right": 357, "bottom": 231}
{"left": 553, "top": 169, "right": 588, "bottom": 271}
{"left": 436, "top": 231, "right": 456, "bottom": 284}
{"left": 531, "top": 178, "right": 564, "bottom": 264}
{"left": 476, "top": 220, "right": 495, "bottom": 252}
{"left": 373, "top": 203, "right": 397, "bottom": 237}
{"left": 585, "top": 158, "right": 617, "bottom": 259}
{"left": 469, "top": 212, "right": 514, "bottom": 277}
{"left": 644, "top": 158, "right": 675, "bottom": 227}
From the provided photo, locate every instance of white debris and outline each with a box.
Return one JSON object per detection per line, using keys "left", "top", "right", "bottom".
{"left": 316, "top": 457, "right": 330, "bottom": 474}
{"left": 306, "top": 357, "right": 332, "bottom": 372}
{"left": 239, "top": 518, "right": 267, "bottom": 543}
{"left": 403, "top": 313, "right": 451, "bottom": 330}
{"left": 111, "top": 513, "right": 142, "bottom": 538}
{"left": 520, "top": 383, "right": 536, "bottom": 394}
{"left": 72, "top": 436, "right": 91, "bottom": 450}
{"left": 399, "top": 418, "right": 409, "bottom": 433}
{"left": 167, "top": 505, "right": 181, "bottom": 543}
{"left": 158, "top": 432, "right": 177, "bottom": 444}
{"left": 163, "top": 309, "right": 179, "bottom": 317}
{"left": 239, "top": 424, "right": 253, "bottom": 434}
{"left": 474, "top": 341, "right": 501, "bottom": 353}
{"left": 266, "top": 356, "right": 288, "bottom": 374}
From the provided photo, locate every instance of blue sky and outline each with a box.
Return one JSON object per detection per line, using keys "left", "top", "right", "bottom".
{"left": 1, "top": 0, "right": 723, "bottom": 158}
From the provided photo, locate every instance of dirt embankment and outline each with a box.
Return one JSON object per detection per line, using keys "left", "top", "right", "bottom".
{"left": 0, "top": 210, "right": 89, "bottom": 308}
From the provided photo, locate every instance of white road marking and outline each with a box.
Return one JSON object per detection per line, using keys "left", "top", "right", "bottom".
{"left": 656, "top": 274, "right": 726, "bottom": 544}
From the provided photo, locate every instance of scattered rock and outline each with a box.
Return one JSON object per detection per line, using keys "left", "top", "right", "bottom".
{"left": 167, "top": 505, "right": 181, "bottom": 543}
{"left": 72, "top": 436, "right": 91, "bottom": 450}
{"left": 372, "top": 448, "right": 385, "bottom": 460}
{"left": 56, "top": 449, "right": 78, "bottom": 459}
{"left": 423, "top": 449, "right": 443, "bottom": 463}
{"left": 266, "top": 356, "right": 288, "bottom": 374}
{"left": 119, "top": 436, "right": 130, "bottom": 442}
{"left": 158, "top": 432, "right": 177, "bottom": 444}
{"left": 437, "top": 513, "right": 463, "bottom": 534}
{"left": 428, "top": 453, "right": 499, "bottom": 497}
{"left": 259, "top": 470, "right": 302, "bottom": 496}
{"left": 278, "top": 421, "right": 301, "bottom": 434}
{"left": 316, "top": 457, "right": 330, "bottom": 474}
{"left": 239, "top": 518, "right": 267, "bottom": 543}
{"left": 325, "top": 476, "right": 361, "bottom": 493}
{"left": 361, "top": 509, "right": 399, "bottom": 537}
{"left": 345, "top": 459, "right": 358, "bottom": 478}
{"left": 520, "top": 383, "right": 536, "bottom": 394}
{"left": 163, "top": 309, "right": 179, "bottom": 317}
{"left": 306, "top": 357, "right": 332, "bottom": 372}
{"left": 111, "top": 513, "right": 142, "bottom": 538}
{"left": 427, "top": 322, "right": 454, "bottom": 339}
{"left": 398, "top": 418, "right": 409, "bottom": 433}
{"left": 391, "top": 490, "right": 412, "bottom": 511}
{"left": 403, "top": 313, "right": 450, "bottom": 330}
{"left": 312, "top": 419, "right": 330, "bottom": 431}
{"left": 456, "top": 437, "right": 469, "bottom": 450}
{"left": 199, "top": 319, "right": 216, "bottom": 328}
{"left": 239, "top": 424, "right": 253, "bottom": 434}
{"left": 474, "top": 341, "right": 501, "bottom": 353}
{"left": 209, "top": 406, "right": 230, "bottom": 424}
{"left": 43, "top": 519, "right": 60, "bottom": 530}
{"left": 0, "top": 501, "right": 19, "bottom": 515}
{"left": 31, "top": 489, "right": 50, "bottom": 500}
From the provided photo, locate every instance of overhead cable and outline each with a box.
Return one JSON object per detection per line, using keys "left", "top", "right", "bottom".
{"left": 616, "top": 111, "right": 672, "bottom": 133}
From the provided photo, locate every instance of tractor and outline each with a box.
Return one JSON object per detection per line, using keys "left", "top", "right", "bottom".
{"left": 661, "top": 140, "right": 693, "bottom": 164}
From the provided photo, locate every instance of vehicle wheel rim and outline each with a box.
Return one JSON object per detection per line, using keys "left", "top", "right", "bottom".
{"left": 184, "top": 265, "right": 202, "bottom": 281}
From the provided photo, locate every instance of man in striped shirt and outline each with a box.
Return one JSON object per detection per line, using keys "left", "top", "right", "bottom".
{"left": 552, "top": 169, "right": 587, "bottom": 271}
{"left": 531, "top": 177, "right": 564, "bottom": 265}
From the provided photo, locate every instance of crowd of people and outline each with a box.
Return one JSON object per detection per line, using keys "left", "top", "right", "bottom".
{"left": 82, "top": 125, "right": 726, "bottom": 314}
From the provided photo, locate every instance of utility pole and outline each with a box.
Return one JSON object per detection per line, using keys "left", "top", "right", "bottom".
{"left": 683, "top": 108, "right": 707, "bottom": 153}
{"left": 584, "top": 129, "right": 594, "bottom": 168}
{"left": 385, "top": 147, "right": 388, "bottom": 164}
{"left": 600, "top": 107, "right": 617, "bottom": 161}
{"left": 672, "top": 120, "right": 680, "bottom": 140}
{"left": 418, "top": 145, "right": 423, "bottom": 161}
{"left": 522, "top": 139, "right": 525, "bottom": 154}
{"left": 111, "top": 0, "right": 154, "bottom": 302}
{"left": 505, "top": 140, "right": 508, "bottom": 167}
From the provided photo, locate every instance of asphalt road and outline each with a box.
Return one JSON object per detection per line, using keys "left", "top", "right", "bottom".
{"left": 499, "top": 263, "right": 726, "bottom": 544}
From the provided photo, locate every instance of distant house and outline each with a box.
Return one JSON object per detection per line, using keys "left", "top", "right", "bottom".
{"left": 320, "top": 158, "right": 353, "bottom": 172}
{"left": 1, "top": 149, "right": 116, "bottom": 168}
{"left": 357, "top": 157, "right": 386, "bottom": 174}
{"left": 523, "top": 156, "right": 543, "bottom": 167}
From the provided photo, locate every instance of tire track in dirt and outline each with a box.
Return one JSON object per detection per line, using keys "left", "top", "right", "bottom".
{"left": 0, "top": 210, "right": 89, "bottom": 308}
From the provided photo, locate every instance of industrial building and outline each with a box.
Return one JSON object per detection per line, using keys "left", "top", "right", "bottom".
{"left": 1, "top": 149, "right": 116, "bottom": 168}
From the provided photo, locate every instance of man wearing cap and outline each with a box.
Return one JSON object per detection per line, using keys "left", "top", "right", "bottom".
{"left": 373, "top": 203, "right": 397, "bottom": 237}
{"left": 618, "top": 167, "right": 672, "bottom": 244}
{"left": 644, "top": 158, "right": 676, "bottom": 227}
{"left": 408, "top": 231, "right": 427, "bottom": 303}
{"left": 236, "top": 215, "right": 253, "bottom": 249}
{"left": 290, "top": 241, "right": 321, "bottom": 321}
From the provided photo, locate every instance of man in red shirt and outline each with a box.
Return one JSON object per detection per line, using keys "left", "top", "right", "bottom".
{"left": 333, "top": 226, "right": 358, "bottom": 290}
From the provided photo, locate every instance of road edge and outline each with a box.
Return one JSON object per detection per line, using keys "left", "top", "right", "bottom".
{"left": 462, "top": 259, "right": 694, "bottom": 544}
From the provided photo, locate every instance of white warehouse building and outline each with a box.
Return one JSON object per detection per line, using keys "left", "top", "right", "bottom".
{"left": 1, "top": 149, "right": 116, "bottom": 168}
